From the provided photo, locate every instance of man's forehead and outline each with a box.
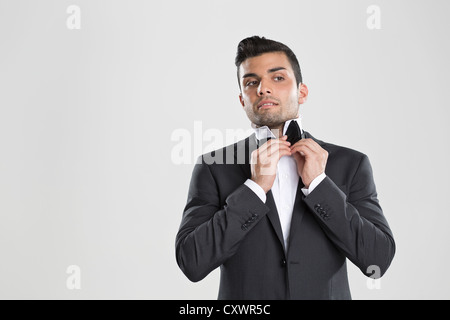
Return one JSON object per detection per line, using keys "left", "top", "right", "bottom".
{"left": 239, "top": 52, "right": 292, "bottom": 75}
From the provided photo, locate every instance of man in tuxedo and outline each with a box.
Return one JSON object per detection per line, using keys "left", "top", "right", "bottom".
{"left": 175, "top": 36, "right": 395, "bottom": 299}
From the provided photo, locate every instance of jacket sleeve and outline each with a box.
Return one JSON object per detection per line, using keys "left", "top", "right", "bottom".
{"left": 175, "top": 159, "right": 270, "bottom": 282}
{"left": 303, "top": 154, "right": 396, "bottom": 278}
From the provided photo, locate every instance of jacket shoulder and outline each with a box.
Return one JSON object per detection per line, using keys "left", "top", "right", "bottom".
{"left": 323, "top": 141, "right": 367, "bottom": 160}
{"left": 305, "top": 131, "right": 367, "bottom": 161}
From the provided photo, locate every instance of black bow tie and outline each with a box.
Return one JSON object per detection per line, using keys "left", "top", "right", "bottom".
{"left": 285, "top": 120, "right": 304, "bottom": 145}
{"left": 257, "top": 120, "right": 304, "bottom": 148}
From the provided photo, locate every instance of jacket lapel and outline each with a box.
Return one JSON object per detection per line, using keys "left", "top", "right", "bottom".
{"left": 287, "top": 179, "right": 307, "bottom": 250}
{"left": 237, "top": 133, "right": 256, "bottom": 178}
{"left": 287, "top": 131, "right": 327, "bottom": 252}
{"left": 237, "top": 133, "right": 286, "bottom": 251}
{"left": 265, "top": 190, "right": 287, "bottom": 252}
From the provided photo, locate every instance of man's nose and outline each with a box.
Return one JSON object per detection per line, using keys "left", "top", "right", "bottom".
{"left": 257, "top": 79, "right": 272, "bottom": 96}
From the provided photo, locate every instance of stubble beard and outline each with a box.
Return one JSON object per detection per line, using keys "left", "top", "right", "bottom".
{"left": 252, "top": 112, "right": 284, "bottom": 129}
{"left": 248, "top": 102, "right": 299, "bottom": 129}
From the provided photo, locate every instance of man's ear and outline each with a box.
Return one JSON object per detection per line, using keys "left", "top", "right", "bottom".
{"left": 298, "top": 83, "right": 309, "bottom": 105}
{"left": 239, "top": 93, "right": 245, "bottom": 107}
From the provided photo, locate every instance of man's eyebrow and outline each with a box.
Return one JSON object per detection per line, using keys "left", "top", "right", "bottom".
{"left": 242, "top": 67, "right": 287, "bottom": 79}
{"left": 268, "top": 67, "right": 287, "bottom": 73}
{"left": 242, "top": 72, "right": 258, "bottom": 79}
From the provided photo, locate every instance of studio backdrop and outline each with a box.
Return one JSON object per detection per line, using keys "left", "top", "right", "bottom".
{"left": 0, "top": 0, "right": 449, "bottom": 299}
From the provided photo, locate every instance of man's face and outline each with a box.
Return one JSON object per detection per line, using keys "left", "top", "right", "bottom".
{"left": 239, "top": 52, "right": 308, "bottom": 129}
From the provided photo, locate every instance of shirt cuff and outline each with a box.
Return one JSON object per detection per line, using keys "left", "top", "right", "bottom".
{"left": 244, "top": 179, "right": 267, "bottom": 203}
{"left": 301, "top": 172, "right": 327, "bottom": 196}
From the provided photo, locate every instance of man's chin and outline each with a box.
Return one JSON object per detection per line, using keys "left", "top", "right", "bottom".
{"left": 253, "top": 117, "right": 285, "bottom": 129}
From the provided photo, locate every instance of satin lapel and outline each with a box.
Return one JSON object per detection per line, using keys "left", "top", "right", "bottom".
{"left": 287, "top": 178, "right": 307, "bottom": 251}
{"left": 265, "top": 190, "right": 286, "bottom": 252}
{"left": 237, "top": 133, "right": 285, "bottom": 250}
{"left": 237, "top": 133, "right": 257, "bottom": 179}
{"left": 288, "top": 131, "right": 327, "bottom": 251}
{"left": 303, "top": 131, "right": 326, "bottom": 147}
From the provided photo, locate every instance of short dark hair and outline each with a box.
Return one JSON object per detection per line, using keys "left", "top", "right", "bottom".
{"left": 235, "top": 36, "right": 303, "bottom": 90}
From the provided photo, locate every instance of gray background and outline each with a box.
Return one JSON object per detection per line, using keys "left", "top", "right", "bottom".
{"left": 1, "top": 0, "right": 449, "bottom": 299}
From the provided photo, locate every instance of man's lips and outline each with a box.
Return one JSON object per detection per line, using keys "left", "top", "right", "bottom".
{"left": 257, "top": 100, "right": 279, "bottom": 109}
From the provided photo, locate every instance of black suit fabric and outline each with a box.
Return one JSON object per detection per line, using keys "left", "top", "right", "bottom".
{"left": 176, "top": 131, "right": 395, "bottom": 300}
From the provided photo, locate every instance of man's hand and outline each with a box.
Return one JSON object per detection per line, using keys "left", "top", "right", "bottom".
{"left": 250, "top": 135, "right": 292, "bottom": 193}
{"left": 290, "top": 138, "right": 328, "bottom": 188}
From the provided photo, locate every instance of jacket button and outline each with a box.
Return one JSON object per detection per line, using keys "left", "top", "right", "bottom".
{"left": 241, "top": 223, "right": 248, "bottom": 231}
{"left": 281, "top": 259, "right": 286, "bottom": 267}
{"left": 314, "top": 204, "right": 321, "bottom": 210}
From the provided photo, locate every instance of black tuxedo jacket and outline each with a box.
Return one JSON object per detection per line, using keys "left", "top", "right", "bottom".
{"left": 176, "top": 131, "right": 395, "bottom": 300}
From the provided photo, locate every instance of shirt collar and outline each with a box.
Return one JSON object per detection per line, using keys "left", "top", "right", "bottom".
{"left": 251, "top": 115, "right": 304, "bottom": 141}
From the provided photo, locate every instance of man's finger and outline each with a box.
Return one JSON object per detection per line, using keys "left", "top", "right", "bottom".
{"left": 290, "top": 144, "right": 315, "bottom": 157}
{"left": 290, "top": 138, "right": 323, "bottom": 153}
{"left": 258, "top": 136, "right": 290, "bottom": 153}
{"left": 267, "top": 144, "right": 291, "bottom": 157}
{"left": 277, "top": 148, "right": 292, "bottom": 160}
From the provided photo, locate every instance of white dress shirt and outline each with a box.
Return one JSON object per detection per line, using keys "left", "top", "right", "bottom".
{"left": 244, "top": 117, "right": 326, "bottom": 251}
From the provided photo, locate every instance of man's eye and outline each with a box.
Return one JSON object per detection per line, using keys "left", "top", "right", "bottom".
{"left": 274, "top": 76, "right": 284, "bottom": 81}
{"left": 246, "top": 81, "right": 258, "bottom": 87}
